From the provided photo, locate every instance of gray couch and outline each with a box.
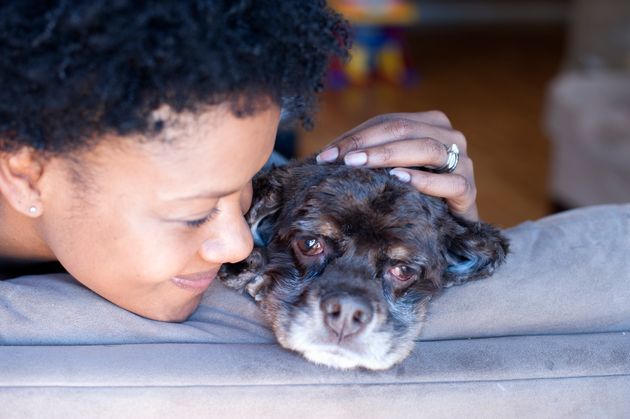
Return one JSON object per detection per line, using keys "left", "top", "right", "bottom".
{"left": 1, "top": 204, "right": 630, "bottom": 418}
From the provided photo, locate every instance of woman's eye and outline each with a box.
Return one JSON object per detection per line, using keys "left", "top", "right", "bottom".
{"left": 389, "top": 264, "right": 417, "bottom": 282}
{"left": 296, "top": 237, "right": 324, "bottom": 256}
{"left": 184, "top": 208, "right": 220, "bottom": 228}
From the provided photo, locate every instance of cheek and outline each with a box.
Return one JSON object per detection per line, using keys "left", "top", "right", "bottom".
{"left": 41, "top": 195, "right": 196, "bottom": 287}
{"left": 240, "top": 181, "right": 253, "bottom": 214}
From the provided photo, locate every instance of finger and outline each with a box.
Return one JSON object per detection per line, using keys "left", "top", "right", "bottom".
{"left": 412, "top": 110, "right": 452, "bottom": 128}
{"left": 320, "top": 111, "right": 454, "bottom": 153}
{"left": 331, "top": 111, "right": 453, "bottom": 142}
{"left": 333, "top": 114, "right": 459, "bottom": 151}
{"left": 342, "top": 137, "right": 449, "bottom": 169}
{"left": 318, "top": 121, "right": 467, "bottom": 164}
{"left": 389, "top": 168, "right": 479, "bottom": 221}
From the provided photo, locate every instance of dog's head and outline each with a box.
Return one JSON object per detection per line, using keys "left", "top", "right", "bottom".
{"left": 221, "top": 158, "right": 508, "bottom": 370}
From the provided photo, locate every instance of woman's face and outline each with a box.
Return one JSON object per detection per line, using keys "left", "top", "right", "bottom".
{"left": 37, "top": 104, "right": 279, "bottom": 321}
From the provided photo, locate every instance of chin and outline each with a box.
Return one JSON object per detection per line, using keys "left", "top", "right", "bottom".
{"left": 135, "top": 295, "right": 201, "bottom": 323}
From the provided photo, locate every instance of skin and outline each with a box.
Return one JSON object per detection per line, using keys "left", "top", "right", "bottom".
{"left": 0, "top": 101, "right": 478, "bottom": 322}
{"left": 0, "top": 104, "right": 279, "bottom": 321}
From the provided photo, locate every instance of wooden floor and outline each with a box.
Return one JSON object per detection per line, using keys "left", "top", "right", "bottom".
{"left": 297, "top": 24, "right": 566, "bottom": 228}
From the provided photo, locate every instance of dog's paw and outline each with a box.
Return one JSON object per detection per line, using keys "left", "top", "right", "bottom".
{"left": 217, "top": 248, "right": 267, "bottom": 291}
{"left": 245, "top": 274, "right": 271, "bottom": 301}
{"left": 217, "top": 247, "right": 268, "bottom": 301}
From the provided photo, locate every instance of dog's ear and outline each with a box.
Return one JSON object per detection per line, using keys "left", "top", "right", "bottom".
{"left": 442, "top": 216, "right": 509, "bottom": 287}
{"left": 247, "top": 167, "right": 287, "bottom": 246}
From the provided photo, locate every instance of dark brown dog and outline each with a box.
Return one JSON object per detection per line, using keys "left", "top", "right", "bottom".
{"left": 219, "top": 158, "right": 508, "bottom": 370}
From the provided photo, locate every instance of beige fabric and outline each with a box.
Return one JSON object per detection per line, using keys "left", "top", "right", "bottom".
{"left": 545, "top": 72, "right": 630, "bottom": 207}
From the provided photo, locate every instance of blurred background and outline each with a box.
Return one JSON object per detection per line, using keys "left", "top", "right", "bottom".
{"left": 277, "top": 0, "right": 630, "bottom": 228}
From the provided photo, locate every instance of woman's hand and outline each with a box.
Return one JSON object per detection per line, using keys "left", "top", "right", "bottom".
{"left": 316, "top": 111, "right": 479, "bottom": 221}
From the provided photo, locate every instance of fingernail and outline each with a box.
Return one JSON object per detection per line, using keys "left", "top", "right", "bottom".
{"left": 389, "top": 169, "right": 411, "bottom": 183}
{"left": 344, "top": 152, "right": 367, "bottom": 166}
{"left": 316, "top": 147, "right": 339, "bottom": 163}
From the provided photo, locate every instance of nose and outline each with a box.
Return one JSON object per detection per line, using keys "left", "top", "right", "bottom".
{"left": 199, "top": 206, "right": 253, "bottom": 264}
{"left": 321, "top": 293, "right": 374, "bottom": 341}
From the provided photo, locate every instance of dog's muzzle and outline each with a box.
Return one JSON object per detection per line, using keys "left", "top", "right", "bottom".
{"left": 320, "top": 292, "right": 374, "bottom": 342}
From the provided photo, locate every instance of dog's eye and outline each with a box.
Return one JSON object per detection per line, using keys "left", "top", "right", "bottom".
{"left": 296, "top": 237, "right": 324, "bottom": 256}
{"left": 389, "top": 265, "right": 417, "bottom": 282}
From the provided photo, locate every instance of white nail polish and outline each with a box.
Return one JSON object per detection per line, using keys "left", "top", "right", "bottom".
{"left": 316, "top": 147, "right": 339, "bottom": 163}
{"left": 344, "top": 152, "right": 367, "bottom": 166}
{"left": 390, "top": 169, "right": 411, "bottom": 183}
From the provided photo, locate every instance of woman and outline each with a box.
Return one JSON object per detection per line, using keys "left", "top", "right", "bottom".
{"left": 0, "top": 1, "right": 476, "bottom": 321}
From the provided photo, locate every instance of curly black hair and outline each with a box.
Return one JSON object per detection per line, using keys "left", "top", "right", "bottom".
{"left": 0, "top": 0, "right": 349, "bottom": 153}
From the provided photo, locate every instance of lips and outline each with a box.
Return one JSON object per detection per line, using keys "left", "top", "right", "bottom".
{"left": 171, "top": 268, "right": 219, "bottom": 293}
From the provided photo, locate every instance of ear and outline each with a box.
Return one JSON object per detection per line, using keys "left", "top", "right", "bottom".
{"left": 442, "top": 216, "right": 509, "bottom": 287}
{"left": 246, "top": 166, "right": 288, "bottom": 246}
{"left": 0, "top": 147, "right": 45, "bottom": 217}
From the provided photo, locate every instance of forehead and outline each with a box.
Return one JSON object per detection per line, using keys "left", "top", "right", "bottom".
{"left": 64, "top": 105, "right": 279, "bottom": 199}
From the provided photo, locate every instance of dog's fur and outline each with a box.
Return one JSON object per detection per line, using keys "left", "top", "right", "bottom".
{"left": 219, "top": 158, "right": 508, "bottom": 370}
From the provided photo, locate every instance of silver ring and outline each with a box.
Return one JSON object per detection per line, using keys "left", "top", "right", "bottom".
{"left": 435, "top": 143, "right": 459, "bottom": 173}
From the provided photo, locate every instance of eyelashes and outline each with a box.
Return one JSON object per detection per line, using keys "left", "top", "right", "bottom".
{"left": 184, "top": 208, "right": 221, "bottom": 228}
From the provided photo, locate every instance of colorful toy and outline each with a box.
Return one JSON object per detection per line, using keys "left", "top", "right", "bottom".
{"left": 329, "top": 0, "right": 420, "bottom": 87}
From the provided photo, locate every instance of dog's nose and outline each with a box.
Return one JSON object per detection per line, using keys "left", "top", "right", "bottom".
{"left": 321, "top": 294, "right": 374, "bottom": 340}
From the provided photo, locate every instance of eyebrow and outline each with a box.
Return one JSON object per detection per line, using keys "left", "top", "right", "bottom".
{"left": 164, "top": 188, "right": 239, "bottom": 201}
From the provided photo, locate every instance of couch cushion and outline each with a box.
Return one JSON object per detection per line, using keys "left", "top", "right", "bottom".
{"left": 1, "top": 204, "right": 629, "bottom": 417}
{"left": 2, "top": 204, "right": 629, "bottom": 345}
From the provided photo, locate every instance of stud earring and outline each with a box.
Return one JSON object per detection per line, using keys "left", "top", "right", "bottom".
{"left": 28, "top": 206, "right": 38, "bottom": 215}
